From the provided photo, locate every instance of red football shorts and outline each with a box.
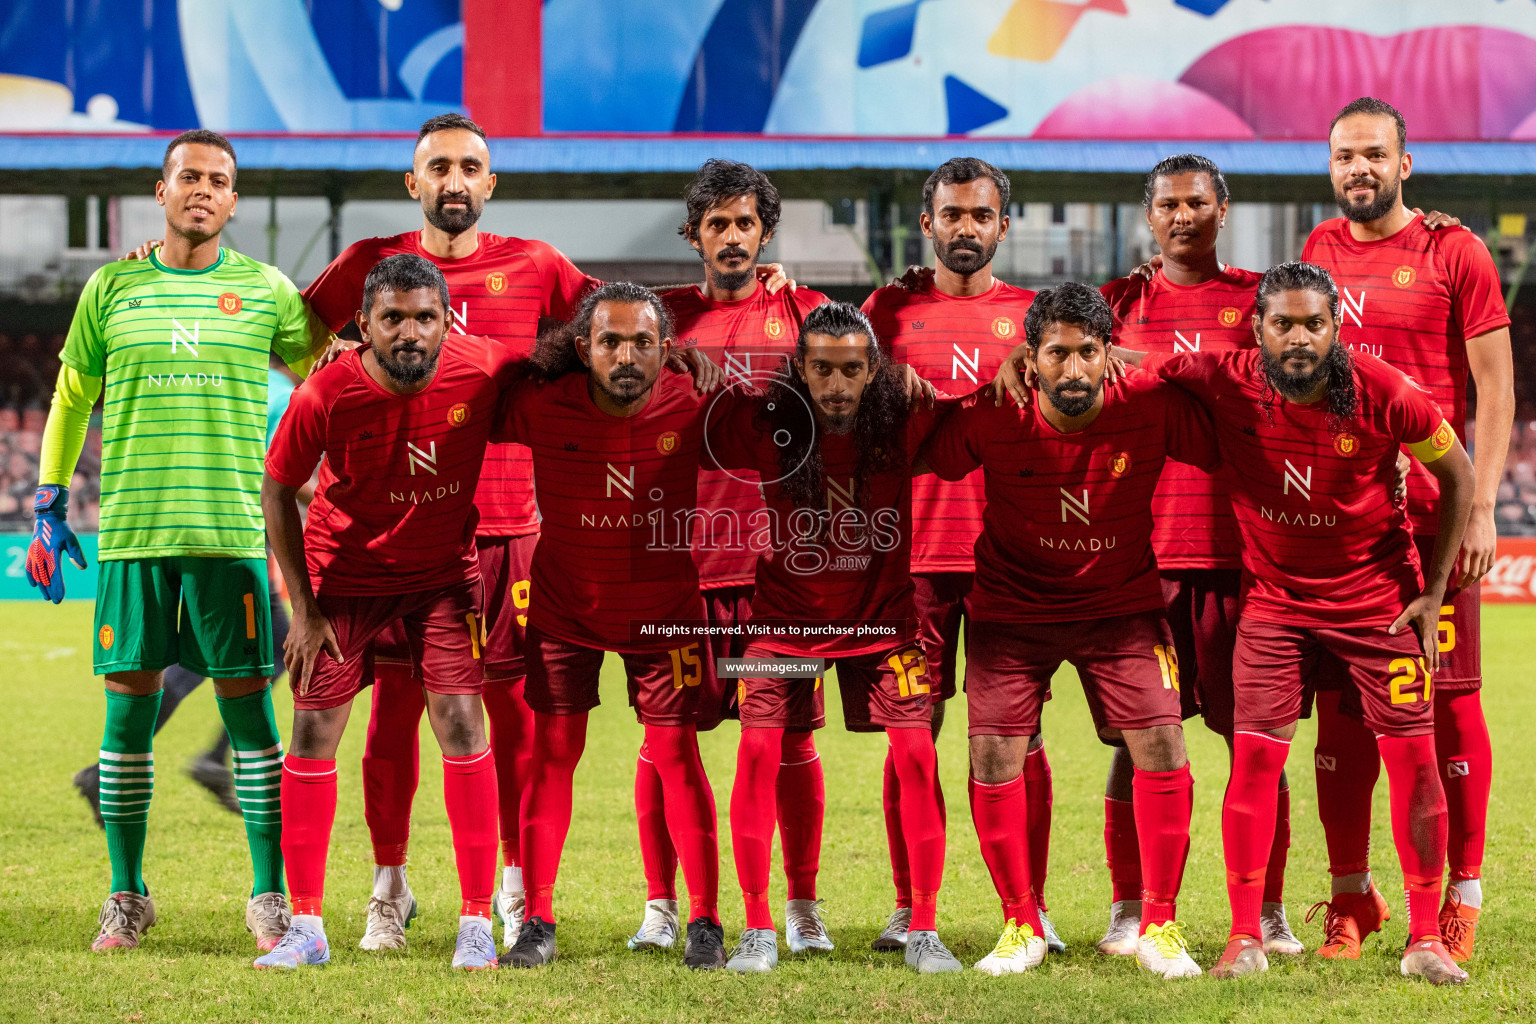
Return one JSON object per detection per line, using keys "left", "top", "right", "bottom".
{"left": 964, "top": 613, "right": 1184, "bottom": 740}
{"left": 698, "top": 583, "right": 754, "bottom": 731}
{"left": 1160, "top": 568, "right": 1242, "bottom": 735}
{"left": 1415, "top": 533, "right": 1481, "bottom": 691}
{"left": 739, "top": 640, "right": 932, "bottom": 733}
{"left": 913, "top": 571, "right": 972, "bottom": 703}
{"left": 523, "top": 624, "right": 703, "bottom": 727}
{"left": 295, "top": 580, "right": 483, "bottom": 711}
{"left": 370, "top": 533, "right": 535, "bottom": 677}
{"left": 1233, "top": 618, "right": 1435, "bottom": 738}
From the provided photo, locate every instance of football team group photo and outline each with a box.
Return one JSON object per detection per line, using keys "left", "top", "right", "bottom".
{"left": 3, "top": 3, "right": 1533, "bottom": 1022}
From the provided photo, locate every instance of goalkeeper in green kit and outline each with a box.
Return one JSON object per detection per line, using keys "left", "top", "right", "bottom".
{"left": 26, "top": 130, "right": 330, "bottom": 953}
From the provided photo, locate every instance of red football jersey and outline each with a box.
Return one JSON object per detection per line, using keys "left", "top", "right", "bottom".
{"left": 494, "top": 370, "right": 737, "bottom": 653}
{"left": 265, "top": 334, "right": 522, "bottom": 597}
{"left": 922, "top": 377, "right": 1218, "bottom": 623}
{"left": 663, "top": 282, "right": 829, "bottom": 589}
{"left": 1146, "top": 348, "right": 1452, "bottom": 627}
{"left": 862, "top": 280, "right": 1036, "bottom": 573}
{"left": 706, "top": 399, "right": 946, "bottom": 657}
{"left": 1101, "top": 267, "right": 1261, "bottom": 571}
{"left": 1302, "top": 217, "right": 1508, "bottom": 533}
{"left": 303, "top": 231, "right": 599, "bottom": 536}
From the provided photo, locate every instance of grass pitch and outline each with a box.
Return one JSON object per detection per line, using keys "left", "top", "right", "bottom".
{"left": 1, "top": 601, "right": 1532, "bottom": 1023}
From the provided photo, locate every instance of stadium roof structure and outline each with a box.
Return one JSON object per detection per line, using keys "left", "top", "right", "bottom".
{"left": 5, "top": 134, "right": 1536, "bottom": 206}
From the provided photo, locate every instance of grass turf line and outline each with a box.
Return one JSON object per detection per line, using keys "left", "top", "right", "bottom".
{"left": 1, "top": 601, "right": 1532, "bottom": 1023}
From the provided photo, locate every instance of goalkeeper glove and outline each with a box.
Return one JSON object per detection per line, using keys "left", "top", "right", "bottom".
{"left": 27, "top": 485, "right": 87, "bottom": 604}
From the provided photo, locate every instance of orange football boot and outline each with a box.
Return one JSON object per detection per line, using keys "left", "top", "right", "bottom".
{"left": 1400, "top": 936, "right": 1468, "bottom": 986}
{"left": 1209, "top": 935, "right": 1268, "bottom": 979}
{"left": 1438, "top": 889, "right": 1479, "bottom": 963}
{"left": 1306, "top": 883, "right": 1391, "bottom": 960}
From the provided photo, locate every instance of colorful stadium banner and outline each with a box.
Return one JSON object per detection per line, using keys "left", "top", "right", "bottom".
{"left": 8, "top": 1, "right": 1536, "bottom": 139}
{"left": 1484, "top": 536, "right": 1536, "bottom": 604}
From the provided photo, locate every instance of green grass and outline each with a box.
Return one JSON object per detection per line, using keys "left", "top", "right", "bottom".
{"left": 2, "top": 601, "right": 1533, "bottom": 1023}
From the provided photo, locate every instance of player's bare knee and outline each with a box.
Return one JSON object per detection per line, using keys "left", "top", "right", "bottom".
{"left": 427, "top": 693, "right": 488, "bottom": 756}
{"left": 1105, "top": 743, "right": 1136, "bottom": 800}
{"left": 105, "top": 670, "right": 164, "bottom": 696}
{"left": 290, "top": 706, "right": 349, "bottom": 759}
{"left": 1123, "top": 724, "right": 1187, "bottom": 772}
{"left": 969, "top": 733, "right": 1029, "bottom": 784}
{"left": 211, "top": 675, "right": 269, "bottom": 700}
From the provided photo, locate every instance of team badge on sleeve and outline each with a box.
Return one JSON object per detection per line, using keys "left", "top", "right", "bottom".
{"left": 1218, "top": 307, "right": 1241, "bottom": 327}
{"left": 447, "top": 403, "right": 471, "bottom": 427}
{"left": 1333, "top": 432, "right": 1358, "bottom": 456}
{"left": 1109, "top": 451, "right": 1131, "bottom": 477}
{"left": 1393, "top": 265, "right": 1416, "bottom": 289}
{"left": 485, "top": 271, "right": 508, "bottom": 295}
{"left": 1407, "top": 420, "right": 1457, "bottom": 463}
{"left": 217, "top": 292, "right": 242, "bottom": 315}
{"left": 991, "top": 316, "right": 1016, "bottom": 339}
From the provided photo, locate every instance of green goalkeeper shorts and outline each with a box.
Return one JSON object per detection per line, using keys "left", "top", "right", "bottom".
{"left": 93, "top": 557, "right": 275, "bottom": 678}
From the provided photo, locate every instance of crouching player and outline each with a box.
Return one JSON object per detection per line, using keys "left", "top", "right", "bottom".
{"left": 705, "top": 302, "right": 959, "bottom": 974}
{"left": 931, "top": 284, "right": 1212, "bottom": 978}
{"left": 258, "top": 254, "right": 522, "bottom": 970}
{"left": 1125, "top": 262, "right": 1475, "bottom": 985}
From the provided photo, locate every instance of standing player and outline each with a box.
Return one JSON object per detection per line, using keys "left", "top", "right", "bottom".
{"left": 860, "top": 158, "right": 1055, "bottom": 952}
{"left": 1301, "top": 98, "right": 1513, "bottom": 963}
{"left": 495, "top": 283, "right": 736, "bottom": 971}
{"left": 926, "top": 284, "right": 1211, "bottom": 979}
{"left": 301, "top": 113, "right": 599, "bottom": 951}
{"left": 1095, "top": 155, "right": 1300, "bottom": 956}
{"left": 1126, "top": 262, "right": 1475, "bottom": 985}
{"left": 259, "top": 254, "right": 515, "bottom": 971}
{"left": 631, "top": 160, "right": 834, "bottom": 954}
{"left": 27, "top": 130, "right": 328, "bottom": 953}
{"left": 706, "top": 302, "right": 960, "bottom": 974}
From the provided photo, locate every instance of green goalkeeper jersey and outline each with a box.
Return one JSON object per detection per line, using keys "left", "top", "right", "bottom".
{"left": 61, "top": 247, "right": 328, "bottom": 560}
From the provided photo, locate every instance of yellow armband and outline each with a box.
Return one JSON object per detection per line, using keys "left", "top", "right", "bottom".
{"left": 1406, "top": 419, "right": 1456, "bottom": 464}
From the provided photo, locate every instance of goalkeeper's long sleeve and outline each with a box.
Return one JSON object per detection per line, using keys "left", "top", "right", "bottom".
{"left": 38, "top": 364, "right": 103, "bottom": 487}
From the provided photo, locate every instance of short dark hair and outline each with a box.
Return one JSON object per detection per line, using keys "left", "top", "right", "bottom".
{"left": 678, "top": 159, "right": 782, "bottom": 242}
{"left": 417, "top": 112, "right": 486, "bottom": 143}
{"left": 1255, "top": 260, "right": 1341, "bottom": 324}
{"left": 162, "top": 129, "right": 237, "bottom": 184}
{"left": 1143, "top": 153, "right": 1229, "bottom": 209}
{"left": 361, "top": 253, "right": 450, "bottom": 317}
{"left": 573, "top": 281, "right": 673, "bottom": 342}
{"left": 1024, "top": 283, "right": 1113, "bottom": 349}
{"left": 922, "top": 157, "right": 1011, "bottom": 218}
{"left": 1329, "top": 97, "right": 1407, "bottom": 154}
{"left": 797, "top": 301, "right": 879, "bottom": 359}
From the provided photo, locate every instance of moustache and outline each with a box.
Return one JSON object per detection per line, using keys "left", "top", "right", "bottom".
{"left": 608, "top": 366, "right": 644, "bottom": 381}
{"left": 946, "top": 239, "right": 984, "bottom": 254}
{"left": 437, "top": 192, "right": 473, "bottom": 208}
{"left": 716, "top": 247, "right": 751, "bottom": 262}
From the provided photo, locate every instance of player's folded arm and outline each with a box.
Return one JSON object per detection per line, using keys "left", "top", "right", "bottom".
{"left": 916, "top": 392, "right": 989, "bottom": 482}
{"left": 1162, "top": 386, "right": 1221, "bottom": 472}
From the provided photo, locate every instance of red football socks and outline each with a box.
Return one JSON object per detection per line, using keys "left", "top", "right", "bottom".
{"left": 1434, "top": 690, "right": 1491, "bottom": 882}
{"left": 642, "top": 723, "right": 720, "bottom": 925}
{"left": 1022, "top": 745, "right": 1053, "bottom": 906}
{"left": 969, "top": 774, "right": 1042, "bottom": 932}
{"left": 731, "top": 726, "right": 783, "bottom": 929}
{"left": 1314, "top": 691, "right": 1380, "bottom": 878}
{"left": 1104, "top": 796, "right": 1142, "bottom": 904}
{"left": 887, "top": 728, "right": 945, "bottom": 931}
{"left": 281, "top": 755, "right": 338, "bottom": 918}
{"left": 882, "top": 746, "right": 912, "bottom": 909}
{"left": 1223, "top": 732, "right": 1290, "bottom": 939}
{"left": 1133, "top": 763, "right": 1193, "bottom": 932}
{"left": 360, "top": 664, "right": 424, "bottom": 867}
{"left": 482, "top": 674, "right": 534, "bottom": 872}
{"left": 634, "top": 742, "right": 678, "bottom": 901}
{"left": 776, "top": 730, "right": 824, "bottom": 902}
{"left": 442, "top": 748, "right": 499, "bottom": 919}
{"left": 1264, "top": 784, "right": 1291, "bottom": 904}
{"left": 519, "top": 711, "right": 588, "bottom": 922}
{"left": 1379, "top": 733, "right": 1449, "bottom": 941}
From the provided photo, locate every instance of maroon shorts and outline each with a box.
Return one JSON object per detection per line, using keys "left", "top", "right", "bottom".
{"left": 297, "top": 581, "right": 483, "bottom": 711}
{"left": 1161, "top": 569, "right": 1242, "bottom": 735}
{"left": 523, "top": 624, "right": 702, "bottom": 727}
{"left": 371, "top": 534, "right": 535, "bottom": 678}
{"left": 699, "top": 584, "right": 754, "bottom": 731}
{"left": 914, "top": 571, "right": 972, "bottom": 702}
{"left": 1233, "top": 619, "right": 1435, "bottom": 737}
{"left": 1416, "top": 534, "right": 1481, "bottom": 691}
{"left": 964, "top": 613, "right": 1183, "bottom": 740}
{"left": 740, "top": 641, "right": 930, "bottom": 733}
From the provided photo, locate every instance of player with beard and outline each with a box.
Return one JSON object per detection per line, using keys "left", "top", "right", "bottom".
{"left": 1090, "top": 156, "right": 1303, "bottom": 957}
{"left": 1120, "top": 262, "right": 1475, "bottom": 985}
{"left": 704, "top": 302, "right": 959, "bottom": 974}
{"left": 259, "top": 255, "right": 524, "bottom": 970}
{"left": 858, "top": 158, "right": 1057, "bottom": 952}
{"left": 1301, "top": 98, "right": 1512, "bottom": 963}
{"left": 493, "top": 283, "right": 752, "bottom": 971}
{"left": 924, "top": 284, "right": 1214, "bottom": 979}
{"left": 626, "top": 161, "right": 834, "bottom": 955}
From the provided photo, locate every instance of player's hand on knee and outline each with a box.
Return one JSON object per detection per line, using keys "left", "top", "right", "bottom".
{"left": 26, "top": 485, "right": 86, "bottom": 604}
{"left": 1389, "top": 592, "right": 1444, "bottom": 672}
